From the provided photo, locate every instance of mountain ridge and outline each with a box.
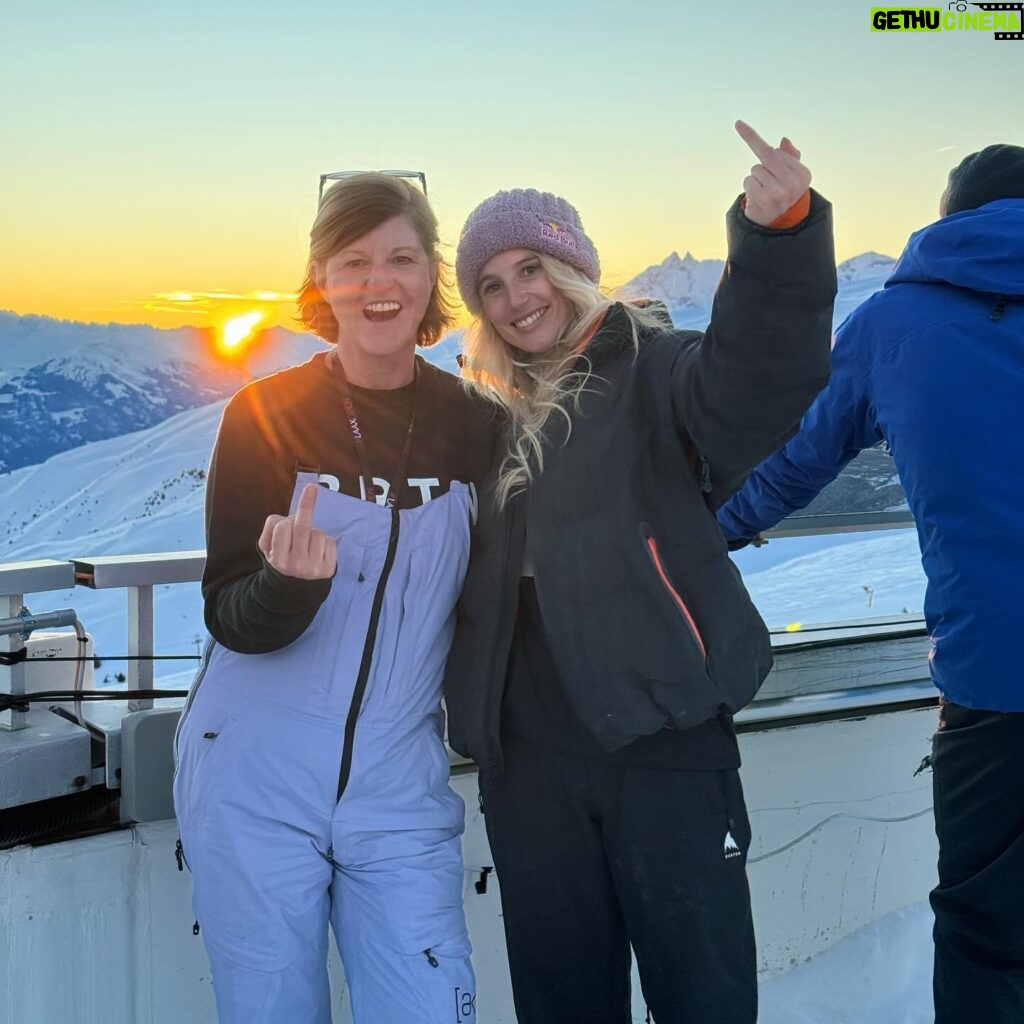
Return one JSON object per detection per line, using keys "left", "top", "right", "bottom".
{"left": 0, "top": 251, "right": 897, "bottom": 472}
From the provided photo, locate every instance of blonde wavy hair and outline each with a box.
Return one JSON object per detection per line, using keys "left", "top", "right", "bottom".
{"left": 461, "top": 252, "right": 667, "bottom": 506}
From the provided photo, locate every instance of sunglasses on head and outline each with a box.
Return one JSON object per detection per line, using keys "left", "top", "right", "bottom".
{"left": 318, "top": 169, "right": 428, "bottom": 205}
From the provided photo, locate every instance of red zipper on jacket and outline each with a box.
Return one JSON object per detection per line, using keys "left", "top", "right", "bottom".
{"left": 641, "top": 526, "right": 707, "bottom": 661}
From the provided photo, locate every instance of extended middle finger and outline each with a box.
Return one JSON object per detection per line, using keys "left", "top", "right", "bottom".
{"left": 736, "top": 119, "right": 773, "bottom": 161}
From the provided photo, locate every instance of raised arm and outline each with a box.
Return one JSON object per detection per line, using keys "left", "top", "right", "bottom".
{"left": 671, "top": 121, "right": 837, "bottom": 505}
{"left": 716, "top": 312, "right": 884, "bottom": 543}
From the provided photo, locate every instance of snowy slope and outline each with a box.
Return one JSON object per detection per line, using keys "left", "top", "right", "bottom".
{"left": 735, "top": 530, "right": 926, "bottom": 628}
{"left": 0, "top": 314, "right": 326, "bottom": 473}
{"left": 7, "top": 402, "right": 225, "bottom": 683}
{"left": 3, "top": 402, "right": 221, "bottom": 561}
{"left": 6, "top": 335, "right": 463, "bottom": 680}
{"left": 7, "top": 396, "right": 924, "bottom": 680}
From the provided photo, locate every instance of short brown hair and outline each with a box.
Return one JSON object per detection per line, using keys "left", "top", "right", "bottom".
{"left": 297, "top": 173, "right": 452, "bottom": 347}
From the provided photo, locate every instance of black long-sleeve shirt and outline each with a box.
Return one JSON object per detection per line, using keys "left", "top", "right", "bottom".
{"left": 202, "top": 348, "right": 498, "bottom": 653}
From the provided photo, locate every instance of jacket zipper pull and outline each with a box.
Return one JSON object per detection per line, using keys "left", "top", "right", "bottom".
{"left": 192, "top": 920, "right": 201, "bottom": 936}
{"left": 423, "top": 948, "right": 439, "bottom": 968}
{"left": 174, "top": 838, "right": 185, "bottom": 872}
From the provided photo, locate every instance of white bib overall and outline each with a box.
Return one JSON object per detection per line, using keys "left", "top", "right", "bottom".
{"left": 174, "top": 474, "right": 477, "bottom": 1024}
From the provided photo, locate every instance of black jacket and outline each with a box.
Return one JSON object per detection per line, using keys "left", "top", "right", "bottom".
{"left": 444, "top": 192, "right": 837, "bottom": 768}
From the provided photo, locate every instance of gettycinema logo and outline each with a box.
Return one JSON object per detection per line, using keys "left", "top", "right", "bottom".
{"left": 871, "top": 2, "right": 1023, "bottom": 38}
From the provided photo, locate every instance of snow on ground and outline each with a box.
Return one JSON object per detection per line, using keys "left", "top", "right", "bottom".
{"left": 759, "top": 901, "right": 933, "bottom": 1024}
{"left": 738, "top": 530, "right": 928, "bottom": 629}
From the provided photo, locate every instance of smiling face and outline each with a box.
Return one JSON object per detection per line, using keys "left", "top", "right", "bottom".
{"left": 478, "top": 249, "right": 576, "bottom": 356}
{"left": 314, "top": 214, "right": 436, "bottom": 386}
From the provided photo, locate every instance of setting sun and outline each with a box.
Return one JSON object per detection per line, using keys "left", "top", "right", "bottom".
{"left": 220, "top": 312, "right": 264, "bottom": 354}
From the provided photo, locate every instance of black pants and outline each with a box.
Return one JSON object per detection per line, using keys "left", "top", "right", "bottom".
{"left": 481, "top": 735, "right": 757, "bottom": 1024}
{"left": 930, "top": 701, "right": 1024, "bottom": 1024}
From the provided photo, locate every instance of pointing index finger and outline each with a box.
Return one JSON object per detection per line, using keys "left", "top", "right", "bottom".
{"left": 735, "top": 119, "right": 773, "bottom": 162}
{"left": 294, "top": 483, "right": 319, "bottom": 528}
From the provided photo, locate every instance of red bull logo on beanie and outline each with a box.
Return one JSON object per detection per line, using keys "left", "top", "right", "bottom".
{"left": 870, "top": 3, "right": 1022, "bottom": 37}
{"left": 538, "top": 219, "right": 579, "bottom": 251}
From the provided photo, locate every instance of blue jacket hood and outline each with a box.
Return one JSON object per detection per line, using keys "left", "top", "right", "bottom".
{"left": 886, "top": 198, "right": 1024, "bottom": 299}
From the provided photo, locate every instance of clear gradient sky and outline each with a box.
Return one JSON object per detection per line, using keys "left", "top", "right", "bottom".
{"left": 2, "top": 0, "right": 1020, "bottom": 332}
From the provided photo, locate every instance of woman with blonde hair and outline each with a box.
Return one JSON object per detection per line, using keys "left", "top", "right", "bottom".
{"left": 444, "top": 122, "right": 837, "bottom": 1023}
{"left": 174, "top": 172, "right": 496, "bottom": 1023}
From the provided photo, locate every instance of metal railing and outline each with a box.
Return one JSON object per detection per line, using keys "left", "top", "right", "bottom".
{"left": 1, "top": 509, "right": 924, "bottom": 734}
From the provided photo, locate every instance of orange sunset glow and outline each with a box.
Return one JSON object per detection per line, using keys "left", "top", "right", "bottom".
{"left": 3, "top": 4, "right": 1019, "bottom": 335}
{"left": 219, "top": 312, "right": 265, "bottom": 356}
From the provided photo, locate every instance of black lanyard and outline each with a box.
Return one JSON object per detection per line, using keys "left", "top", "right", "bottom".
{"left": 329, "top": 349, "right": 419, "bottom": 509}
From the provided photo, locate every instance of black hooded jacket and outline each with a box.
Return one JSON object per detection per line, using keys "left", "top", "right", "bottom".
{"left": 444, "top": 192, "right": 837, "bottom": 770}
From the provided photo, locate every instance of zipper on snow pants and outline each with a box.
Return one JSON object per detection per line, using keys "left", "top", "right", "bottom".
{"left": 336, "top": 507, "right": 401, "bottom": 801}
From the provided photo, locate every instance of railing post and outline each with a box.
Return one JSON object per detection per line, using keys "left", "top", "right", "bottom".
{"left": 0, "top": 594, "right": 28, "bottom": 732}
{"left": 127, "top": 585, "right": 154, "bottom": 711}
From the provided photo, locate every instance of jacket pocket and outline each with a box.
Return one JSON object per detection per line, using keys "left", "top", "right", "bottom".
{"left": 173, "top": 714, "right": 237, "bottom": 831}
{"left": 639, "top": 523, "right": 707, "bottom": 662}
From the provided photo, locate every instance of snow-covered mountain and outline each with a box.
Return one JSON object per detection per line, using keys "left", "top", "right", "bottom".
{"left": 3, "top": 402, "right": 221, "bottom": 563}
{"left": 833, "top": 252, "right": 900, "bottom": 324}
{"left": 0, "top": 314, "right": 326, "bottom": 473}
{"left": 0, "top": 251, "right": 895, "bottom": 473}
{"left": 620, "top": 251, "right": 897, "bottom": 330}
{"left": 619, "top": 251, "right": 729, "bottom": 330}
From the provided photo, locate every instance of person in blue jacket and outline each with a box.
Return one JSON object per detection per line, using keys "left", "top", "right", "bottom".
{"left": 717, "top": 143, "right": 1024, "bottom": 1024}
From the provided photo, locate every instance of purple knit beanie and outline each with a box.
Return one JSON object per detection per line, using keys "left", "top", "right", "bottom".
{"left": 456, "top": 189, "right": 601, "bottom": 315}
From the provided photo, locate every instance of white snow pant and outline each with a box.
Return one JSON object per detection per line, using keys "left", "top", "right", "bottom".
{"left": 176, "top": 694, "right": 476, "bottom": 1024}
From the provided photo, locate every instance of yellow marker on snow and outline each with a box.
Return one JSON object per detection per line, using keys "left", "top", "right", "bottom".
{"left": 785, "top": 622, "right": 803, "bottom": 633}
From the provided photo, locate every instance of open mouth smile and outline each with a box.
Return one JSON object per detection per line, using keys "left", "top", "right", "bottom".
{"left": 364, "top": 301, "right": 402, "bottom": 323}
{"left": 512, "top": 307, "right": 547, "bottom": 331}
